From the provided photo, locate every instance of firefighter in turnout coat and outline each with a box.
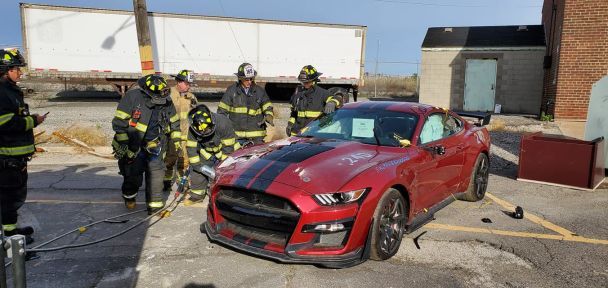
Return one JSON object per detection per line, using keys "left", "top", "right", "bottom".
{"left": 163, "top": 69, "right": 198, "bottom": 192}
{"left": 112, "top": 74, "right": 181, "bottom": 214}
{"left": 186, "top": 104, "right": 240, "bottom": 203}
{"left": 287, "top": 65, "right": 342, "bottom": 136}
{"left": 218, "top": 63, "right": 273, "bottom": 145}
{"left": 0, "top": 48, "right": 46, "bottom": 243}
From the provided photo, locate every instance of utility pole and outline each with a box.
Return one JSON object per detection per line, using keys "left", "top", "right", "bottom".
{"left": 374, "top": 40, "right": 379, "bottom": 98}
{"left": 133, "top": 0, "right": 155, "bottom": 75}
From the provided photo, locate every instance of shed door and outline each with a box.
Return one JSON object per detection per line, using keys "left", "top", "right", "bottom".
{"left": 464, "top": 59, "right": 497, "bottom": 112}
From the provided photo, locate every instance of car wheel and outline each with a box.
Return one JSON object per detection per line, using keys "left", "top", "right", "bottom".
{"left": 459, "top": 153, "right": 489, "bottom": 202}
{"left": 369, "top": 188, "right": 408, "bottom": 261}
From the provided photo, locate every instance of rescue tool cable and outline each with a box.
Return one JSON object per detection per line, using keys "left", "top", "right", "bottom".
{"left": 7, "top": 194, "right": 184, "bottom": 258}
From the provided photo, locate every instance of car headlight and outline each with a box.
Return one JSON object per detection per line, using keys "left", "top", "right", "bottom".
{"left": 312, "top": 188, "right": 368, "bottom": 206}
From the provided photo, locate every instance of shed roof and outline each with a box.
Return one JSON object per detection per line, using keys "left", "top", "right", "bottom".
{"left": 422, "top": 25, "right": 545, "bottom": 48}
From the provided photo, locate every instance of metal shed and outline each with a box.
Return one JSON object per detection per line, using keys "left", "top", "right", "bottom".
{"left": 419, "top": 25, "right": 546, "bottom": 114}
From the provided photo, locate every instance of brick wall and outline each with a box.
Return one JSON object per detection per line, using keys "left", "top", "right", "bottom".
{"left": 542, "top": 0, "right": 608, "bottom": 120}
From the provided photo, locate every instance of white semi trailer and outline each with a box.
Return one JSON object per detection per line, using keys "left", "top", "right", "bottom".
{"left": 20, "top": 3, "right": 366, "bottom": 101}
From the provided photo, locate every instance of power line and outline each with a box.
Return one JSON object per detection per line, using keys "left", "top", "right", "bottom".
{"left": 374, "top": 0, "right": 541, "bottom": 8}
{"left": 216, "top": 0, "right": 246, "bottom": 62}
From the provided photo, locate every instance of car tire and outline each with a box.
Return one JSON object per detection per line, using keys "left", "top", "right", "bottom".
{"left": 369, "top": 188, "right": 408, "bottom": 261}
{"left": 459, "top": 153, "right": 489, "bottom": 202}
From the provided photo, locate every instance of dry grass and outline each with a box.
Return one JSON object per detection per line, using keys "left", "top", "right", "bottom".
{"left": 53, "top": 124, "right": 108, "bottom": 146}
{"left": 486, "top": 119, "right": 507, "bottom": 132}
{"left": 360, "top": 75, "right": 418, "bottom": 97}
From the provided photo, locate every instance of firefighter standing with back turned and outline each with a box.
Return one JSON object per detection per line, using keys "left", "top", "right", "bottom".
{"left": 218, "top": 63, "right": 274, "bottom": 146}
{"left": 112, "top": 74, "right": 181, "bottom": 215}
{"left": 185, "top": 104, "right": 240, "bottom": 204}
{"left": 0, "top": 48, "right": 46, "bottom": 244}
{"left": 163, "top": 69, "right": 198, "bottom": 192}
{"left": 287, "top": 65, "right": 342, "bottom": 136}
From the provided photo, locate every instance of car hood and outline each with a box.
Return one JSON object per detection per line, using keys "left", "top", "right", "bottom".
{"left": 217, "top": 137, "right": 405, "bottom": 194}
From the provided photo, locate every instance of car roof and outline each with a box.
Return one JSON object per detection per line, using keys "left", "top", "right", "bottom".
{"left": 343, "top": 101, "right": 435, "bottom": 116}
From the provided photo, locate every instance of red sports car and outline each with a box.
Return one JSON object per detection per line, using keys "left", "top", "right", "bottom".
{"left": 202, "top": 101, "right": 491, "bottom": 268}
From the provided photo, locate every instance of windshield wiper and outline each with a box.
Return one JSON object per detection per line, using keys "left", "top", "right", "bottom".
{"left": 372, "top": 126, "right": 381, "bottom": 146}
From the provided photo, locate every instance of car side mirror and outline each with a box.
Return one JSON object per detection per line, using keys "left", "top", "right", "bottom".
{"left": 423, "top": 145, "right": 445, "bottom": 155}
{"left": 435, "top": 145, "right": 445, "bottom": 155}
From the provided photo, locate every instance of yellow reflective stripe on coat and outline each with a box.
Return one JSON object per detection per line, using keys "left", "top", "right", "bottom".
{"left": 24, "top": 116, "right": 34, "bottom": 131}
{"left": 206, "top": 145, "right": 222, "bottom": 153}
{"left": 221, "top": 138, "right": 236, "bottom": 146}
{"left": 297, "top": 111, "right": 322, "bottom": 118}
{"left": 200, "top": 149, "right": 213, "bottom": 160}
{"left": 327, "top": 97, "right": 340, "bottom": 106}
{"left": 114, "top": 110, "right": 130, "bottom": 120}
{"left": 0, "top": 113, "right": 14, "bottom": 126}
{"left": 0, "top": 144, "right": 35, "bottom": 156}
{"left": 261, "top": 102, "right": 272, "bottom": 111}
{"left": 189, "top": 155, "right": 201, "bottom": 164}
{"left": 186, "top": 140, "right": 198, "bottom": 148}
{"left": 148, "top": 201, "right": 164, "bottom": 208}
{"left": 115, "top": 133, "right": 129, "bottom": 141}
{"left": 170, "top": 114, "right": 180, "bottom": 123}
{"left": 235, "top": 130, "right": 266, "bottom": 138}
{"left": 218, "top": 102, "right": 231, "bottom": 111}
{"left": 288, "top": 117, "right": 295, "bottom": 124}
{"left": 171, "top": 131, "right": 182, "bottom": 139}
{"left": 265, "top": 110, "right": 274, "bottom": 116}
{"left": 215, "top": 152, "right": 227, "bottom": 160}
{"left": 135, "top": 122, "right": 148, "bottom": 133}
{"left": 234, "top": 142, "right": 242, "bottom": 150}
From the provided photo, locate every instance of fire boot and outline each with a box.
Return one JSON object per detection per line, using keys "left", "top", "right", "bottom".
{"left": 163, "top": 180, "right": 172, "bottom": 193}
{"left": 4, "top": 226, "right": 34, "bottom": 236}
{"left": 124, "top": 199, "right": 137, "bottom": 209}
{"left": 4, "top": 226, "right": 35, "bottom": 245}
{"left": 183, "top": 192, "right": 206, "bottom": 206}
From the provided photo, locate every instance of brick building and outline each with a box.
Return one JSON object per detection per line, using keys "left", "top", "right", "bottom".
{"left": 542, "top": 0, "right": 608, "bottom": 120}
{"left": 419, "top": 25, "right": 545, "bottom": 114}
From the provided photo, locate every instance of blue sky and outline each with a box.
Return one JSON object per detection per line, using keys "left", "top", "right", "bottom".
{"left": 1, "top": 0, "right": 543, "bottom": 75}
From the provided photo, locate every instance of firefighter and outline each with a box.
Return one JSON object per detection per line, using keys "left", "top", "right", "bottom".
{"left": 218, "top": 63, "right": 273, "bottom": 145}
{"left": 163, "top": 69, "right": 198, "bottom": 192}
{"left": 286, "top": 65, "right": 342, "bottom": 136}
{"left": 186, "top": 104, "right": 240, "bottom": 203}
{"left": 111, "top": 74, "right": 181, "bottom": 215}
{"left": 0, "top": 48, "right": 45, "bottom": 243}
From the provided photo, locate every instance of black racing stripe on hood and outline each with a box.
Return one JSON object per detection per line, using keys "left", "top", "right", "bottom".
{"left": 249, "top": 143, "right": 334, "bottom": 191}
{"left": 233, "top": 159, "right": 273, "bottom": 188}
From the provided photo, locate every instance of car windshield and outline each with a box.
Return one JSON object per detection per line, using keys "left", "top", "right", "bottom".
{"left": 299, "top": 108, "right": 419, "bottom": 147}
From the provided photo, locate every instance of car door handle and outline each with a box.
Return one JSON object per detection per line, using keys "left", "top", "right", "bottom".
{"left": 457, "top": 144, "right": 465, "bottom": 150}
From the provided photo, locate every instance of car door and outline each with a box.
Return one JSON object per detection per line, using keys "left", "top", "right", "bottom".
{"left": 413, "top": 112, "right": 465, "bottom": 209}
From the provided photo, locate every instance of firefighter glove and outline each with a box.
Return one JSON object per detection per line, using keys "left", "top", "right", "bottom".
{"left": 286, "top": 123, "right": 293, "bottom": 136}
{"left": 264, "top": 114, "right": 274, "bottom": 126}
{"left": 112, "top": 141, "right": 129, "bottom": 160}
{"left": 324, "top": 101, "right": 337, "bottom": 114}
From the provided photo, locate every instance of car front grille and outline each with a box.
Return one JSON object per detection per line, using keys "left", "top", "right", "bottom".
{"left": 215, "top": 187, "right": 300, "bottom": 246}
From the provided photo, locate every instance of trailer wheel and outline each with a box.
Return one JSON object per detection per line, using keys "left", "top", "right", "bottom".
{"left": 328, "top": 87, "right": 349, "bottom": 103}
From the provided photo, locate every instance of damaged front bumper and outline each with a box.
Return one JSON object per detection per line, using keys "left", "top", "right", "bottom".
{"left": 201, "top": 221, "right": 367, "bottom": 268}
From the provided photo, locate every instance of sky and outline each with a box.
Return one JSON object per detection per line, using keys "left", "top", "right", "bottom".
{"left": 1, "top": 0, "right": 544, "bottom": 75}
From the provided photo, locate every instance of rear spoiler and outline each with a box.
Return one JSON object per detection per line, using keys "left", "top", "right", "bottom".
{"left": 454, "top": 111, "right": 492, "bottom": 126}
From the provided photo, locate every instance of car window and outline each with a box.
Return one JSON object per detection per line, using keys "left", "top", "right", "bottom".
{"left": 301, "top": 109, "right": 419, "bottom": 147}
{"left": 419, "top": 113, "right": 463, "bottom": 144}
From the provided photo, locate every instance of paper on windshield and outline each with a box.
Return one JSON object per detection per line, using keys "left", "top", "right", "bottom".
{"left": 352, "top": 118, "right": 375, "bottom": 138}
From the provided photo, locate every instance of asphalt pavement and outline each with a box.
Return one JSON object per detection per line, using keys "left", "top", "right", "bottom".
{"left": 5, "top": 98, "right": 607, "bottom": 287}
